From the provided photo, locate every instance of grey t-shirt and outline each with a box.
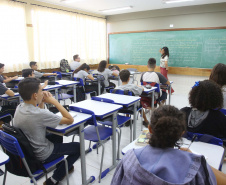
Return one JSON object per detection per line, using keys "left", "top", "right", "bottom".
{"left": 0, "top": 82, "right": 8, "bottom": 95}
{"left": 74, "top": 70, "right": 89, "bottom": 83}
{"left": 117, "top": 84, "right": 143, "bottom": 96}
{"left": 70, "top": 61, "right": 81, "bottom": 71}
{"left": 34, "top": 70, "right": 43, "bottom": 78}
{"left": 98, "top": 68, "right": 113, "bottom": 87}
{"left": 14, "top": 103, "right": 61, "bottom": 161}
{"left": 0, "top": 75, "right": 5, "bottom": 83}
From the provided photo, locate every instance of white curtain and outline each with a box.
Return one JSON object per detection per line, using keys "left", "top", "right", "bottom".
{"left": 0, "top": 0, "right": 29, "bottom": 72}
{"left": 32, "top": 6, "right": 106, "bottom": 69}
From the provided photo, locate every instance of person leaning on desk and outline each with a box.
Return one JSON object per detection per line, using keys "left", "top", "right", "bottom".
{"left": 30, "top": 61, "right": 57, "bottom": 78}
{"left": 13, "top": 78, "right": 80, "bottom": 185}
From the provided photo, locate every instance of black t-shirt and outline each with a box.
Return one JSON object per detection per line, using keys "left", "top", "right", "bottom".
{"left": 181, "top": 107, "right": 226, "bottom": 139}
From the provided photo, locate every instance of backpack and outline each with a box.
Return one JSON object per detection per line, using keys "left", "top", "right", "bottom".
{"left": 60, "top": 59, "right": 71, "bottom": 72}
{"left": 2, "top": 123, "right": 46, "bottom": 177}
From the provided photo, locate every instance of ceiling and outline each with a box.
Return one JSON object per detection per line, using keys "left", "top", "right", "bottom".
{"left": 34, "top": 0, "right": 226, "bottom": 16}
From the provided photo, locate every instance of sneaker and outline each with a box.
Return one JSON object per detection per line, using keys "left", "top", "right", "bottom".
{"left": 43, "top": 178, "right": 59, "bottom": 185}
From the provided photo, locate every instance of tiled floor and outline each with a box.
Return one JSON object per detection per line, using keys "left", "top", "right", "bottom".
{"left": 0, "top": 74, "right": 225, "bottom": 185}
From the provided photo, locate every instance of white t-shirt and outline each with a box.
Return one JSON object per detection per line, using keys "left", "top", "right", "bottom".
{"left": 98, "top": 68, "right": 113, "bottom": 87}
{"left": 160, "top": 55, "right": 169, "bottom": 68}
{"left": 70, "top": 61, "right": 81, "bottom": 71}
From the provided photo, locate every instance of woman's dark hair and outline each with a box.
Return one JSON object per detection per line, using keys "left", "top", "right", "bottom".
{"left": 18, "top": 78, "right": 40, "bottom": 101}
{"left": 189, "top": 80, "right": 223, "bottom": 111}
{"left": 0, "top": 63, "right": 5, "bottom": 69}
{"left": 161, "top": 47, "right": 169, "bottom": 58}
{"left": 209, "top": 63, "right": 226, "bottom": 87}
{"left": 72, "top": 63, "right": 90, "bottom": 75}
{"left": 149, "top": 105, "right": 186, "bottom": 148}
{"left": 98, "top": 60, "right": 107, "bottom": 72}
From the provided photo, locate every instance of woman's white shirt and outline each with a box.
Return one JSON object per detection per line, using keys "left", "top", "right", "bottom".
{"left": 160, "top": 55, "right": 169, "bottom": 68}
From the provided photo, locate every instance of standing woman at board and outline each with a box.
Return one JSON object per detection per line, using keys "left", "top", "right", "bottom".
{"left": 159, "top": 47, "right": 174, "bottom": 94}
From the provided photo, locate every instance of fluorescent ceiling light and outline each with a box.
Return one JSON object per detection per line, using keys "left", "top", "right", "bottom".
{"left": 164, "top": 0, "right": 194, "bottom": 4}
{"left": 100, "top": 6, "right": 133, "bottom": 13}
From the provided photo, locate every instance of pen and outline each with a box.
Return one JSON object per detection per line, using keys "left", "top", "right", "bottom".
{"left": 186, "top": 134, "right": 197, "bottom": 151}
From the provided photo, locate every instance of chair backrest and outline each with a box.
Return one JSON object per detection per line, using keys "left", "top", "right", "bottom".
{"left": 73, "top": 77, "right": 84, "bottom": 86}
{"left": 110, "top": 89, "right": 134, "bottom": 96}
{"left": 53, "top": 71, "right": 62, "bottom": 79}
{"left": 91, "top": 96, "right": 114, "bottom": 104}
{"left": 0, "top": 130, "right": 24, "bottom": 158}
{"left": 220, "top": 109, "right": 226, "bottom": 115}
{"left": 92, "top": 73, "right": 105, "bottom": 81}
{"left": 183, "top": 131, "right": 223, "bottom": 146}
{"left": 143, "top": 81, "right": 160, "bottom": 93}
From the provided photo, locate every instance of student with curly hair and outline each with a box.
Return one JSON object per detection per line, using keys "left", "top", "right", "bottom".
{"left": 181, "top": 80, "right": 226, "bottom": 139}
{"left": 111, "top": 105, "right": 226, "bottom": 185}
{"left": 209, "top": 63, "right": 226, "bottom": 109}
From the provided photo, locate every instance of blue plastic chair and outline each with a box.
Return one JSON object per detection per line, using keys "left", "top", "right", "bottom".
{"left": 110, "top": 89, "right": 143, "bottom": 133}
{"left": 68, "top": 106, "right": 113, "bottom": 182}
{"left": 220, "top": 109, "right": 226, "bottom": 115}
{"left": 0, "top": 131, "right": 69, "bottom": 185}
{"left": 73, "top": 77, "right": 97, "bottom": 99}
{"left": 91, "top": 96, "right": 131, "bottom": 159}
{"left": 53, "top": 71, "right": 62, "bottom": 80}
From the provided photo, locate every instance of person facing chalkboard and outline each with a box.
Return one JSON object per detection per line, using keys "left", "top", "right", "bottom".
{"left": 159, "top": 47, "right": 174, "bottom": 94}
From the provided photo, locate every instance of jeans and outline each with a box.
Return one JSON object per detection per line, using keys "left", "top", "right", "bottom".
{"left": 44, "top": 134, "right": 80, "bottom": 181}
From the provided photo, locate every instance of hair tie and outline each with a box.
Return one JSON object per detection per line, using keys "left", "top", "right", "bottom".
{"left": 192, "top": 81, "right": 200, "bottom": 88}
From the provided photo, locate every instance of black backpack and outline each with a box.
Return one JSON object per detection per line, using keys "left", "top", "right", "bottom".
{"left": 60, "top": 59, "right": 71, "bottom": 72}
{"left": 2, "top": 123, "right": 46, "bottom": 177}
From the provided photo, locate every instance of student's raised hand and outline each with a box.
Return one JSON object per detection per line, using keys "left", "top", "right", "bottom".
{"left": 159, "top": 48, "right": 162, "bottom": 53}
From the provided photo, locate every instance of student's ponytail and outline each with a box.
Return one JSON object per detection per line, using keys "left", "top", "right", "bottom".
{"left": 149, "top": 105, "right": 186, "bottom": 148}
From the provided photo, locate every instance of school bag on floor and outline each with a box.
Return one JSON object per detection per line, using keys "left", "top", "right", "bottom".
{"left": 2, "top": 123, "right": 46, "bottom": 177}
{"left": 60, "top": 59, "right": 71, "bottom": 72}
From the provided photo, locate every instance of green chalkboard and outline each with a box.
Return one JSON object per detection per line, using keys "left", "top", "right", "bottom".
{"left": 109, "top": 29, "right": 226, "bottom": 68}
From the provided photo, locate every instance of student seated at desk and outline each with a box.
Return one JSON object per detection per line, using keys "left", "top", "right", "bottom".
{"left": 73, "top": 63, "right": 102, "bottom": 96}
{"left": 117, "top": 69, "right": 149, "bottom": 127}
{"left": 140, "top": 58, "right": 170, "bottom": 107}
{"left": 30, "top": 61, "right": 57, "bottom": 78}
{"left": 97, "top": 60, "right": 118, "bottom": 91}
{"left": 14, "top": 78, "right": 80, "bottom": 185}
{"left": 0, "top": 63, "right": 18, "bottom": 84}
{"left": 209, "top": 63, "right": 226, "bottom": 109}
{"left": 181, "top": 80, "right": 226, "bottom": 140}
{"left": 0, "top": 83, "right": 16, "bottom": 126}
{"left": 70, "top": 54, "right": 81, "bottom": 71}
{"left": 111, "top": 105, "right": 226, "bottom": 185}
{"left": 22, "top": 68, "right": 48, "bottom": 89}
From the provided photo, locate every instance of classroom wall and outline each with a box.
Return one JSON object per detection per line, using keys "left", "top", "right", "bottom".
{"left": 106, "top": 3, "right": 226, "bottom": 76}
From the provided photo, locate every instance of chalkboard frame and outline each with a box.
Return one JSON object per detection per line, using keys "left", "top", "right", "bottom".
{"left": 108, "top": 26, "right": 226, "bottom": 68}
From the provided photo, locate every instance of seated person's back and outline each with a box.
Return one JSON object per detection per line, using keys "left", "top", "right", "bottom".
{"left": 117, "top": 69, "right": 143, "bottom": 96}
{"left": 181, "top": 80, "right": 226, "bottom": 139}
{"left": 111, "top": 105, "right": 223, "bottom": 185}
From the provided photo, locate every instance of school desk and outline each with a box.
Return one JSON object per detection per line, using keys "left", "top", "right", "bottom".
{"left": 122, "top": 137, "right": 224, "bottom": 170}
{"left": 69, "top": 100, "right": 122, "bottom": 178}
{"left": 0, "top": 150, "right": 9, "bottom": 185}
{"left": 97, "top": 93, "right": 140, "bottom": 141}
{"left": 42, "top": 84, "right": 63, "bottom": 101}
{"left": 56, "top": 80, "right": 80, "bottom": 102}
{"left": 46, "top": 111, "right": 94, "bottom": 185}
{"left": 0, "top": 93, "right": 21, "bottom": 104}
